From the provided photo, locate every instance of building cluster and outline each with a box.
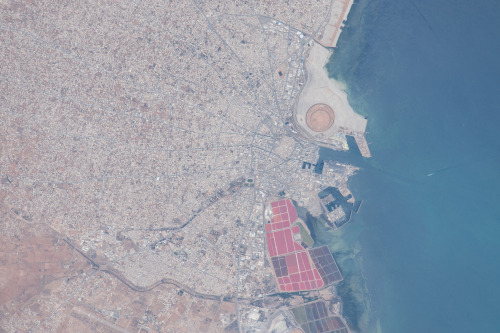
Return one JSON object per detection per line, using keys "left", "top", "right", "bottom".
{"left": 1, "top": 0, "right": 357, "bottom": 332}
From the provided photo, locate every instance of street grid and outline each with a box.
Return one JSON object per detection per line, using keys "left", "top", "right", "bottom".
{"left": 1, "top": 0, "right": 358, "bottom": 332}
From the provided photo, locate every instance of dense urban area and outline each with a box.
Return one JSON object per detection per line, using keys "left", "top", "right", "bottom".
{"left": 0, "top": 0, "right": 369, "bottom": 332}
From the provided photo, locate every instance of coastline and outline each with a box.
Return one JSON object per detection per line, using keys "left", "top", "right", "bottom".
{"left": 293, "top": 0, "right": 371, "bottom": 158}
{"left": 322, "top": 1, "right": 500, "bottom": 332}
{"left": 317, "top": 0, "right": 355, "bottom": 48}
{"left": 292, "top": 1, "right": 373, "bottom": 331}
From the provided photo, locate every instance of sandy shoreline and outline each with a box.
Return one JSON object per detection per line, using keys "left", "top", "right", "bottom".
{"left": 294, "top": 0, "right": 371, "bottom": 158}
{"left": 318, "top": 0, "right": 355, "bottom": 48}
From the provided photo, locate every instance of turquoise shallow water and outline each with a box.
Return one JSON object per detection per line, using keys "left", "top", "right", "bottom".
{"left": 323, "top": 0, "right": 500, "bottom": 332}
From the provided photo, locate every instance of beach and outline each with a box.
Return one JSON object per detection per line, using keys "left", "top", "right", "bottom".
{"left": 327, "top": 0, "right": 500, "bottom": 332}
{"left": 294, "top": 0, "right": 370, "bottom": 157}
{"left": 291, "top": 2, "right": 377, "bottom": 331}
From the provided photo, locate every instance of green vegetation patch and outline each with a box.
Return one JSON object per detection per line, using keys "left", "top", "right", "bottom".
{"left": 296, "top": 222, "right": 314, "bottom": 247}
{"left": 291, "top": 306, "right": 307, "bottom": 324}
{"left": 301, "top": 323, "right": 311, "bottom": 333}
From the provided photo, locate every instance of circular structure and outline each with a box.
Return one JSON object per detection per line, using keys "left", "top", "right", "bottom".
{"left": 305, "top": 103, "right": 335, "bottom": 132}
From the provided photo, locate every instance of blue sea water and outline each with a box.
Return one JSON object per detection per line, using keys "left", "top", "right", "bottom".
{"left": 322, "top": 0, "right": 500, "bottom": 332}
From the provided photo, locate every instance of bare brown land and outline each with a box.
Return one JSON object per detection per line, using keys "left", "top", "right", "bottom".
{"left": 1, "top": 0, "right": 358, "bottom": 331}
{"left": 306, "top": 103, "right": 336, "bottom": 132}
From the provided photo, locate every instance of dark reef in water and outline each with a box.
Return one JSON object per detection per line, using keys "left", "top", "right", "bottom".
{"left": 293, "top": 202, "right": 365, "bottom": 331}
{"left": 337, "top": 280, "right": 362, "bottom": 332}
